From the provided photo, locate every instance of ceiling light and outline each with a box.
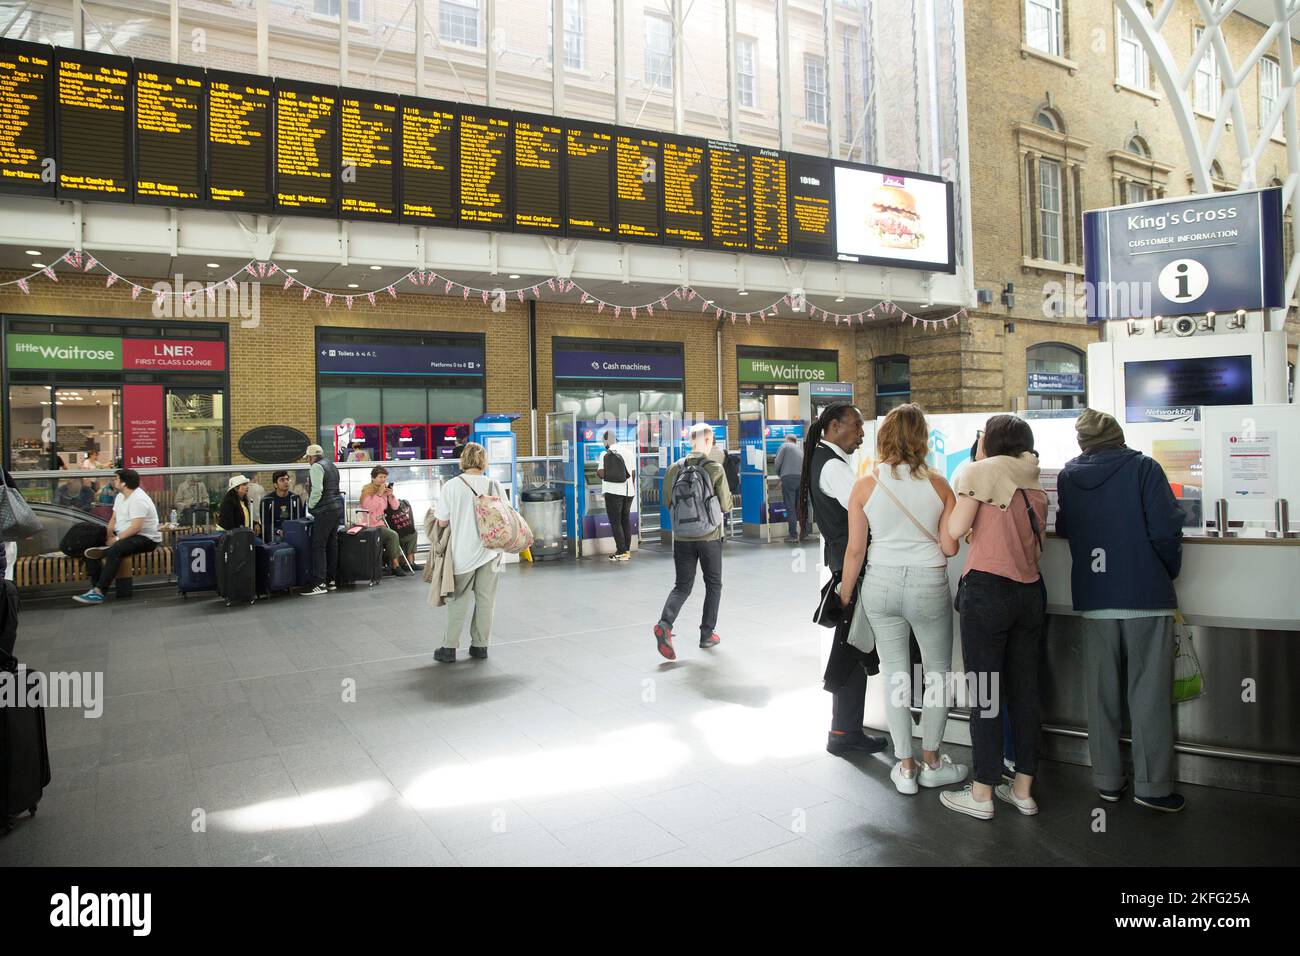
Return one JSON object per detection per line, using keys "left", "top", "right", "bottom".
{"left": 24, "top": 249, "right": 39, "bottom": 256}
{"left": 347, "top": 283, "right": 359, "bottom": 289}
{"left": 369, "top": 265, "right": 381, "bottom": 271}
{"left": 206, "top": 262, "right": 220, "bottom": 269}
{"left": 835, "top": 296, "right": 845, "bottom": 303}
{"left": 286, "top": 268, "right": 298, "bottom": 274}
{"left": 737, "top": 290, "right": 749, "bottom": 296}
{"left": 31, "top": 262, "right": 45, "bottom": 268}
{"left": 509, "top": 274, "right": 521, "bottom": 280}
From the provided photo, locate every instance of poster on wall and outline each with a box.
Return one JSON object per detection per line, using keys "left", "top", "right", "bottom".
{"left": 122, "top": 385, "right": 164, "bottom": 468}
{"left": 1222, "top": 431, "right": 1277, "bottom": 499}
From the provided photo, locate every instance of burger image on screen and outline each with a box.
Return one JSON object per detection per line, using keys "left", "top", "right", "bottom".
{"left": 867, "top": 182, "right": 924, "bottom": 250}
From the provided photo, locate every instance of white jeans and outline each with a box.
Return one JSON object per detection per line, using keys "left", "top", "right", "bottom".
{"left": 862, "top": 564, "right": 955, "bottom": 760}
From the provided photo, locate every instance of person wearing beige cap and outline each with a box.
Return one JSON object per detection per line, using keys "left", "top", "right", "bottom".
{"left": 217, "top": 474, "right": 254, "bottom": 532}
{"left": 1056, "top": 408, "right": 1187, "bottom": 813}
{"left": 302, "top": 443, "right": 343, "bottom": 595}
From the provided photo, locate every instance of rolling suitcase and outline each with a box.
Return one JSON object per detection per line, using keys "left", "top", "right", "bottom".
{"left": 337, "top": 527, "right": 383, "bottom": 588}
{"left": 174, "top": 533, "right": 221, "bottom": 598}
{"left": 281, "top": 518, "right": 314, "bottom": 587}
{"left": 0, "top": 652, "right": 51, "bottom": 835}
{"left": 256, "top": 540, "right": 297, "bottom": 598}
{"left": 216, "top": 527, "right": 257, "bottom": 607}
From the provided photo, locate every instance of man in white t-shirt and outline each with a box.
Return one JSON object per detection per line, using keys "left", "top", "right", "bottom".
{"left": 73, "top": 468, "right": 162, "bottom": 606}
{"left": 596, "top": 431, "right": 635, "bottom": 562}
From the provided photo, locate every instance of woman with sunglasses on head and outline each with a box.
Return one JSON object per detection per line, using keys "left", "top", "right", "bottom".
{"left": 941, "top": 415, "right": 1048, "bottom": 821}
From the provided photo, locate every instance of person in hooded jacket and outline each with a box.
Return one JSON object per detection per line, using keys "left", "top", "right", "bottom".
{"left": 1056, "top": 408, "right": 1186, "bottom": 813}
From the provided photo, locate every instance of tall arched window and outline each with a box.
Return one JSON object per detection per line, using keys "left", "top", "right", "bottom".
{"left": 1026, "top": 343, "right": 1085, "bottom": 410}
{"left": 873, "top": 355, "right": 910, "bottom": 416}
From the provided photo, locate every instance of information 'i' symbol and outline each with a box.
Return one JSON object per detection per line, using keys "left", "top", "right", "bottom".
{"left": 1175, "top": 262, "right": 1190, "bottom": 298}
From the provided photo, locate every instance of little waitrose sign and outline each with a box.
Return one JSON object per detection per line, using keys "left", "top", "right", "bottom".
{"left": 738, "top": 357, "right": 838, "bottom": 383}
{"left": 7, "top": 334, "right": 226, "bottom": 371}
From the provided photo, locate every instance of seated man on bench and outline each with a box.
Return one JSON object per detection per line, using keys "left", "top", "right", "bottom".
{"left": 73, "top": 468, "right": 162, "bottom": 606}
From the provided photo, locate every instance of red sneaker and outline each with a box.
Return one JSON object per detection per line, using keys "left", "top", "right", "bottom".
{"left": 699, "top": 632, "right": 721, "bottom": 649}
{"left": 653, "top": 622, "right": 676, "bottom": 660}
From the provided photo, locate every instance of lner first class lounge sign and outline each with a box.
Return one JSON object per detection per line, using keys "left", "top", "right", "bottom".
{"left": 1083, "top": 187, "right": 1286, "bottom": 321}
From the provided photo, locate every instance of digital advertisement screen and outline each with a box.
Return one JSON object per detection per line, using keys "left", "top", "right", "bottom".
{"left": 0, "top": 39, "right": 54, "bottom": 197}
{"left": 458, "top": 108, "right": 512, "bottom": 229}
{"left": 207, "top": 70, "right": 272, "bottom": 211}
{"left": 564, "top": 122, "right": 612, "bottom": 238}
{"left": 339, "top": 89, "right": 398, "bottom": 221}
{"left": 399, "top": 97, "right": 456, "bottom": 224}
{"left": 275, "top": 80, "right": 337, "bottom": 216}
{"left": 833, "top": 165, "right": 954, "bottom": 272}
{"left": 134, "top": 60, "right": 204, "bottom": 206}
{"left": 512, "top": 114, "right": 564, "bottom": 234}
{"left": 1123, "top": 355, "right": 1254, "bottom": 423}
{"left": 56, "top": 49, "right": 132, "bottom": 200}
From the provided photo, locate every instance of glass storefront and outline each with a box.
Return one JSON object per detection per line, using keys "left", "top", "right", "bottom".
{"left": 316, "top": 328, "right": 485, "bottom": 461}
{"left": 737, "top": 345, "right": 840, "bottom": 420}
{"left": 3, "top": 317, "right": 230, "bottom": 472}
{"left": 553, "top": 338, "right": 685, "bottom": 420}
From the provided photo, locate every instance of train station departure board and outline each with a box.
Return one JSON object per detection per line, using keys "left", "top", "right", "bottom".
{"left": 399, "top": 98, "right": 455, "bottom": 224}
{"left": 56, "top": 49, "right": 131, "bottom": 200}
{"left": 564, "top": 122, "right": 612, "bottom": 239}
{"left": 339, "top": 89, "right": 397, "bottom": 221}
{"left": 788, "top": 155, "right": 834, "bottom": 260}
{"left": 0, "top": 40, "right": 54, "bottom": 197}
{"left": 662, "top": 135, "right": 707, "bottom": 246}
{"left": 749, "top": 148, "right": 788, "bottom": 257}
{"left": 707, "top": 140, "right": 749, "bottom": 252}
{"left": 615, "top": 131, "right": 661, "bottom": 242}
{"left": 3, "top": 43, "right": 957, "bottom": 274}
{"left": 276, "top": 80, "right": 336, "bottom": 216}
{"left": 207, "top": 70, "right": 272, "bottom": 211}
{"left": 134, "top": 60, "right": 204, "bottom": 206}
{"left": 458, "top": 108, "right": 511, "bottom": 229}
{"left": 512, "top": 114, "right": 563, "bottom": 234}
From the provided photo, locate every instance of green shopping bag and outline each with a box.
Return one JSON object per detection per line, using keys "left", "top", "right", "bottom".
{"left": 1172, "top": 610, "right": 1205, "bottom": 703}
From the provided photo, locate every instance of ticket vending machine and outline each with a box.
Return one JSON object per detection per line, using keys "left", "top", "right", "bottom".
{"left": 573, "top": 420, "right": 640, "bottom": 557}
{"left": 658, "top": 418, "right": 729, "bottom": 543}
{"left": 430, "top": 423, "right": 471, "bottom": 459}
{"left": 763, "top": 420, "right": 806, "bottom": 531}
{"left": 471, "top": 414, "right": 518, "bottom": 504}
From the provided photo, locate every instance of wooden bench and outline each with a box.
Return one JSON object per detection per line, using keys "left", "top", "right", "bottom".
{"left": 14, "top": 547, "right": 174, "bottom": 597}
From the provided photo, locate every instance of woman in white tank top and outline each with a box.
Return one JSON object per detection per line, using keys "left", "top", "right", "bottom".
{"left": 839, "top": 404, "right": 967, "bottom": 796}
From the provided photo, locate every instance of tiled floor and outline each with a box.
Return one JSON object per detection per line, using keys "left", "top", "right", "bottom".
{"left": 4, "top": 541, "right": 1296, "bottom": 867}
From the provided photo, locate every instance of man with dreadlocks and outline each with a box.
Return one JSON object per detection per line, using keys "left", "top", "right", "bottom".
{"left": 798, "top": 401, "right": 888, "bottom": 757}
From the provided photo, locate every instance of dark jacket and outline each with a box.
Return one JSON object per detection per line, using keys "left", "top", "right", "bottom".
{"left": 1056, "top": 447, "right": 1184, "bottom": 612}
{"left": 217, "top": 491, "right": 252, "bottom": 532}
{"left": 259, "top": 491, "right": 304, "bottom": 539}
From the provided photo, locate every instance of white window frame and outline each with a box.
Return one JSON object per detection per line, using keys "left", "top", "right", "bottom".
{"left": 1039, "top": 157, "right": 1063, "bottom": 263}
{"left": 1260, "top": 56, "right": 1282, "bottom": 138}
{"left": 547, "top": 0, "right": 586, "bottom": 71}
{"left": 1116, "top": 10, "right": 1147, "bottom": 89}
{"left": 1025, "top": 0, "right": 1062, "bottom": 57}
{"left": 440, "top": 0, "right": 480, "bottom": 48}
{"left": 315, "top": 0, "right": 363, "bottom": 21}
{"left": 644, "top": 13, "right": 673, "bottom": 90}
{"left": 1126, "top": 180, "right": 1151, "bottom": 205}
{"left": 841, "top": 31, "right": 855, "bottom": 137}
{"left": 736, "top": 35, "right": 757, "bottom": 109}
{"left": 1193, "top": 26, "right": 1220, "bottom": 115}
{"left": 804, "top": 54, "right": 827, "bottom": 126}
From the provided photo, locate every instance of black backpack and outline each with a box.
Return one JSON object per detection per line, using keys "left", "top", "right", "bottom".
{"left": 60, "top": 522, "right": 107, "bottom": 558}
{"left": 602, "top": 449, "right": 630, "bottom": 484}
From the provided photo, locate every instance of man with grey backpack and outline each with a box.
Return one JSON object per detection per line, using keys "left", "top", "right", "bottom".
{"left": 653, "top": 422, "right": 733, "bottom": 660}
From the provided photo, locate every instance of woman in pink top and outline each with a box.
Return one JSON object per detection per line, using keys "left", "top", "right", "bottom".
{"left": 939, "top": 415, "right": 1049, "bottom": 823}
{"left": 359, "top": 466, "right": 411, "bottom": 577}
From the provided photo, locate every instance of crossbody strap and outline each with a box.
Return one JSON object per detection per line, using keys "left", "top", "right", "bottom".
{"left": 1018, "top": 488, "right": 1044, "bottom": 558}
{"left": 871, "top": 467, "right": 939, "bottom": 545}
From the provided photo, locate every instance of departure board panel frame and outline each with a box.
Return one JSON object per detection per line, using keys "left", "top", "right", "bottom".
{"left": 660, "top": 132, "right": 708, "bottom": 247}
{"left": 706, "top": 138, "right": 749, "bottom": 253}
{"left": 55, "top": 47, "right": 133, "bottom": 203}
{"left": 337, "top": 85, "right": 399, "bottom": 223}
{"left": 133, "top": 58, "right": 205, "bottom": 208}
{"left": 0, "top": 39, "right": 55, "bottom": 198}
{"left": 511, "top": 111, "right": 565, "bottom": 236}
{"left": 457, "top": 106, "right": 513, "bottom": 231}
{"left": 614, "top": 127, "right": 663, "bottom": 245}
{"left": 786, "top": 154, "right": 835, "bottom": 261}
{"left": 398, "top": 95, "right": 457, "bottom": 226}
{"left": 274, "top": 77, "right": 338, "bottom": 218}
{"left": 562, "top": 119, "right": 613, "bottom": 240}
{"left": 206, "top": 67, "right": 273, "bottom": 213}
{"left": 748, "top": 146, "right": 789, "bottom": 258}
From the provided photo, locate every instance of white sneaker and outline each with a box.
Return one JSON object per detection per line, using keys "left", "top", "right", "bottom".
{"left": 918, "top": 753, "right": 969, "bottom": 788}
{"left": 940, "top": 785, "right": 994, "bottom": 820}
{"left": 995, "top": 783, "right": 1039, "bottom": 815}
{"left": 890, "top": 761, "right": 919, "bottom": 795}
{"left": 302, "top": 584, "right": 328, "bottom": 596}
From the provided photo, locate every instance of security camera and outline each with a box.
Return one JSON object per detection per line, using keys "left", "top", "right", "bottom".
{"left": 1173, "top": 315, "right": 1197, "bottom": 337}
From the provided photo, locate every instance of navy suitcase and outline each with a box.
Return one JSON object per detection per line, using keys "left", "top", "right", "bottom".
{"left": 0, "top": 652, "right": 51, "bottom": 834}
{"left": 256, "top": 540, "right": 297, "bottom": 597}
{"left": 281, "top": 518, "right": 314, "bottom": 587}
{"left": 174, "top": 533, "right": 221, "bottom": 597}
{"left": 216, "top": 527, "right": 257, "bottom": 606}
{"left": 337, "top": 527, "right": 384, "bottom": 588}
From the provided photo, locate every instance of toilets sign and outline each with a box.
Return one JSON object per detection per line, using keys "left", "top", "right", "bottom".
{"left": 1082, "top": 187, "right": 1285, "bottom": 320}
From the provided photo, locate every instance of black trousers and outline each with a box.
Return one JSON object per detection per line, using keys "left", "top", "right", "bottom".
{"left": 604, "top": 492, "right": 632, "bottom": 554}
{"left": 659, "top": 538, "right": 723, "bottom": 638}
{"left": 86, "top": 535, "right": 157, "bottom": 591}
{"left": 309, "top": 505, "right": 341, "bottom": 588}
{"left": 831, "top": 662, "right": 869, "bottom": 734}
{"left": 959, "top": 570, "right": 1045, "bottom": 786}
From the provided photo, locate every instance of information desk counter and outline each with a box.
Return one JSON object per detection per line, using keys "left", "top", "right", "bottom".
{"left": 864, "top": 533, "right": 1300, "bottom": 797}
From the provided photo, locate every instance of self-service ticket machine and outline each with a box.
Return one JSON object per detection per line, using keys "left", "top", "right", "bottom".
{"left": 573, "top": 420, "right": 640, "bottom": 558}
{"left": 658, "top": 418, "right": 728, "bottom": 545}
{"left": 736, "top": 415, "right": 805, "bottom": 540}
{"left": 471, "top": 414, "right": 518, "bottom": 505}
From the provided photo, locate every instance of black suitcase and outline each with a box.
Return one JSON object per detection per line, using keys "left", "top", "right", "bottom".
{"left": 216, "top": 527, "right": 257, "bottom": 606}
{"left": 0, "top": 653, "right": 51, "bottom": 834}
{"left": 256, "top": 540, "right": 297, "bottom": 597}
{"left": 338, "top": 527, "right": 384, "bottom": 588}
